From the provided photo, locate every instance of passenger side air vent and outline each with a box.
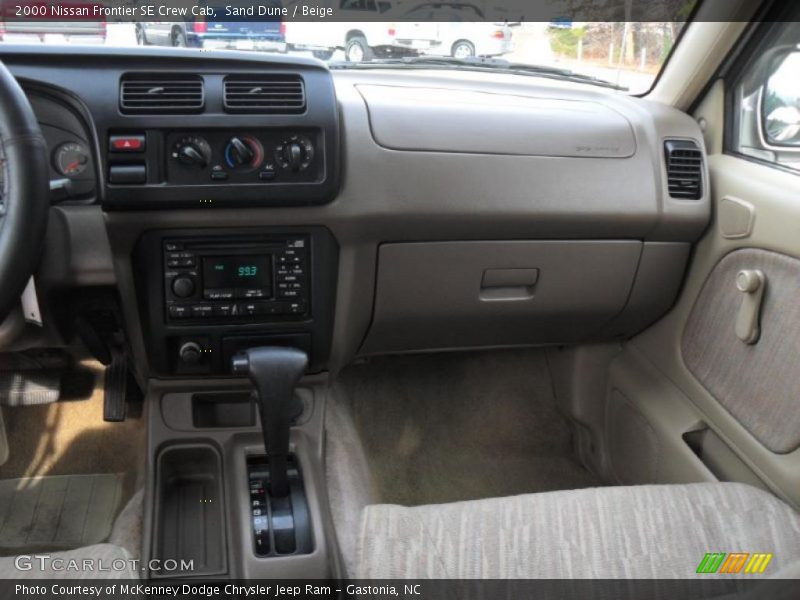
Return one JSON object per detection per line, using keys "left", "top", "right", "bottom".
{"left": 223, "top": 75, "right": 306, "bottom": 114}
{"left": 120, "top": 75, "right": 204, "bottom": 114}
{"left": 664, "top": 140, "right": 703, "bottom": 200}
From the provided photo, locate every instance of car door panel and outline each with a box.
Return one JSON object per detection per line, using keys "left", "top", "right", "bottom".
{"left": 682, "top": 246, "right": 800, "bottom": 455}
{"left": 622, "top": 141, "right": 800, "bottom": 508}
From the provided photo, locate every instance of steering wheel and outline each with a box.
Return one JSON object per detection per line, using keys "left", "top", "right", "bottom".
{"left": 0, "top": 61, "right": 49, "bottom": 322}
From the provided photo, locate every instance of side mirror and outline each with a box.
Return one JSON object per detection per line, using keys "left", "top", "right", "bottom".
{"left": 762, "top": 50, "right": 800, "bottom": 146}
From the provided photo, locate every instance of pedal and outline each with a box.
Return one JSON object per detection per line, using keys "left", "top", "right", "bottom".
{"left": 103, "top": 353, "right": 128, "bottom": 422}
{"left": 0, "top": 371, "right": 60, "bottom": 407}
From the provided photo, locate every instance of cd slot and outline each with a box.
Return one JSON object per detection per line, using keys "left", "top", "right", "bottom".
{"left": 184, "top": 241, "right": 289, "bottom": 251}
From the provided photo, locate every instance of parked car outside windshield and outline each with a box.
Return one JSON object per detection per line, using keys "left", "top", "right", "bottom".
{"left": 1, "top": 8, "right": 689, "bottom": 95}
{"left": 134, "top": 0, "right": 285, "bottom": 51}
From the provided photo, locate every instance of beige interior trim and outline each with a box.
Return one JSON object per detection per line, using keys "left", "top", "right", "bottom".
{"left": 649, "top": 0, "right": 757, "bottom": 110}
{"left": 695, "top": 79, "right": 725, "bottom": 155}
{"left": 630, "top": 154, "right": 800, "bottom": 508}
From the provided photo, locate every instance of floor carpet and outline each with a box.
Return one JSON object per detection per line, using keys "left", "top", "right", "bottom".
{"left": 0, "top": 362, "right": 144, "bottom": 520}
{"left": 0, "top": 473, "right": 123, "bottom": 553}
{"left": 335, "top": 348, "right": 601, "bottom": 507}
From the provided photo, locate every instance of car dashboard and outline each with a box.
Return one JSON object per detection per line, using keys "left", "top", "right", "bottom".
{"left": 0, "top": 44, "right": 710, "bottom": 380}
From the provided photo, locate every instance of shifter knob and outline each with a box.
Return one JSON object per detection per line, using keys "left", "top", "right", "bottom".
{"left": 232, "top": 347, "right": 308, "bottom": 498}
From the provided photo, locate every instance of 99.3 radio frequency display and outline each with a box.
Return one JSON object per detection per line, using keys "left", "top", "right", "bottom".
{"left": 203, "top": 255, "right": 272, "bottom": 295}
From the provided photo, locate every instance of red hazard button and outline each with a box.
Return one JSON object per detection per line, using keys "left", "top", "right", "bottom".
{"left": 110, "top": 135, "right": 145, "bottom": 152}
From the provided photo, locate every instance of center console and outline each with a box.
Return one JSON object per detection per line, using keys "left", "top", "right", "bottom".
{"left": 146, "top": 375, "right": 336, "bottom": 580}
{"left": 133, "top": 227, "right": 338, "bottom": 377}
{"left": 53, "top": 51, "right": 346, "bottom": 578}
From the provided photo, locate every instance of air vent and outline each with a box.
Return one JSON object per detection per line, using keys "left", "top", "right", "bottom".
{"left": 120, "top": 75, "right": 204, "bottom": 114}
{"left": 664, "top": 140, "right": 703, "bottom": 200}
{"left": 223, "top": 75, "right": 306, "bottom": 114}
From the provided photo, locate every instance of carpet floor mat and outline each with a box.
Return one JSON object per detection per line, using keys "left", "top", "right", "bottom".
{"left": 335, "top": 348, "right": 601, "bottom": 507}
{"left": 0, "top": 473, "right": 123, "bottom": 553}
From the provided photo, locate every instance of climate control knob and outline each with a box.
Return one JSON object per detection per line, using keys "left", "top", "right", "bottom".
{"left": 225, "top": 136, "right": 263, "bottom": 169}
{"left": 179, "top": 342, "right": 202, "bottom": 365}
{"left": 172, "top": 136, "right": 211, "bottom": 168}
{"left": 171, "top": 275, "right": 195, "bottom": 298}
{"left": 275, "top": 135, "right": 314, "bottom": 172}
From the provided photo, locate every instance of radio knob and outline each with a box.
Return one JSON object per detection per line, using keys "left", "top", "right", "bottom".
{"left": 172, "top": 276, "right": 195, "bottom": 298}
{"left": 179, "top": 342, "right": 202, "bottom": 365}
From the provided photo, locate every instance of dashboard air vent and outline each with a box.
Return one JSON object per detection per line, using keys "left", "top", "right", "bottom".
{"left": 120, "top": 75, "right": 204, "bottom": 114}
{"left": 223, "top": 75, "right": 306, "bottom": 114}
{"left": 664, "top": 140, "right": 703, "bottom": 200}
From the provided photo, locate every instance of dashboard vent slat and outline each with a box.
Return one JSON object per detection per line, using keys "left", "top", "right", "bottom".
{"left": 224, "top": 75, "right": 306, "bottom": 114}
{"left": 120, "top": 75, "right": 204, "bottom": 114}
{"left": 664, "top": 140, "right": 703, "bottom": 200}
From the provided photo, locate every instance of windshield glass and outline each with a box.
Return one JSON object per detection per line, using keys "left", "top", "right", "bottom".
{"left": 0, "top": 1, "right": 694, "bottom": 94}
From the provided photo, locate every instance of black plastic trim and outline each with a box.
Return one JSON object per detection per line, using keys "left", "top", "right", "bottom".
{"left": 0, "top": 46, "right": 341, "bottom": 209}
{"left": 132, "top": 226, "right": 339, "bottom": 377}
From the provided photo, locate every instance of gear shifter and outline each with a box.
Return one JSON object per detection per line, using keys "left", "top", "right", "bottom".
{"left": 232, "top": 346, "right": 307, "bottom": 498}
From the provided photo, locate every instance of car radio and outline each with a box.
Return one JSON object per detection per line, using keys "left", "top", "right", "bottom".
{"left": 163, "top": 236, "right": 309, "bottom": 322}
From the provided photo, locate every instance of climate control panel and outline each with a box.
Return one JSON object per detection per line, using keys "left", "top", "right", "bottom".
{"left": 165, "top": 129, "right": 321, "bottom": 186}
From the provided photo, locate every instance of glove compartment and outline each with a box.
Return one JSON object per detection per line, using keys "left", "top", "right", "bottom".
{"left": 360, "top": 240, "right": 643, "bottom": 354}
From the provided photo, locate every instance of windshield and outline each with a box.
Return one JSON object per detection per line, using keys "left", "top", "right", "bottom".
{"left": 0, "top": 1, "right": 693, "bottom": 94}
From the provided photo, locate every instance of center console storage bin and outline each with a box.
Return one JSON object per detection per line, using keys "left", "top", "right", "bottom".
{"left": 360, "top": 240, "right": 643, "bottom": 354}
{"left": 192, "top": 392, "right": 255, "bottom": 429}
{"left": 152, "top": 444, "right": 227, "bottom": 578}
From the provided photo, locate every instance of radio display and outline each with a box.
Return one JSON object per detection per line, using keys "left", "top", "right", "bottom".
{"left": 203, "top": 255, "right": 272, "bottom": 294}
